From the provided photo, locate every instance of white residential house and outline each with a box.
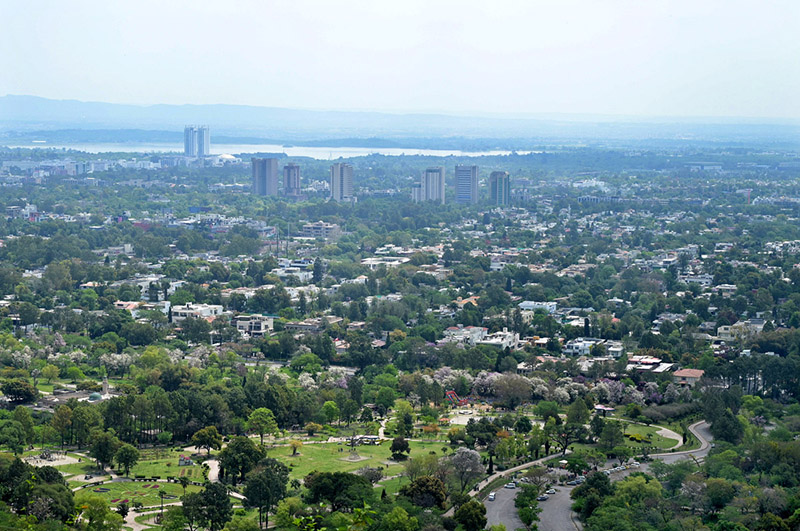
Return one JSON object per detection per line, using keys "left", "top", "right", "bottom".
{"left": 234, "top": 314, "right": 274, "bottom": 339}
{"left": 476, "top": 328, "right": 519, "bottom": 350}
{"left": 171, "top": 303, "right": 223, "bottom": 322}
{"left": 518, "top": 301, "right": 557, "bottom": 313}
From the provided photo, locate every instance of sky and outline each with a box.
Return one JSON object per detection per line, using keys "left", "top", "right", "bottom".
{"left": 2, "top": 0, "right": 799, "bottom": 120}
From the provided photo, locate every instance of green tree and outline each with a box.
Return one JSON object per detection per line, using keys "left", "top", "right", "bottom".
{"left": 312, "top": 259, "right": 324, "bottom": 284}
{"left": 399, "top": 475, "right": 447, "bottom": 509}
{"left": 567, "top": 398, "right": 590, "bottom": 425}
{"left": 90, "top": 430, "right": 120, "bottom": 470}
{"left": 454, "top": 499, "right": 487, "bottom": 531}
{"left": 390, "top": 436, "right": 411, "bottom": 461}
{"left": 381, "top": 506, "right": 418, "bottom": 531}
{"left": 244, "top": 458, "right": 289, "bottom": 529}
{"left": 42, "top": 364, "right": 60, "bottom": 383}
{"left": 535, "top": 401, "right": 560, "bottom": 423}
{"left": 12, "top": 406, "right": 35, "bottom": 445}
{"left": 0, "top": 420, "right": 26, "bottom": 454}
{"left": 183, "top": 482, "right": 233, "bottom": 531}
{"left": 322, "top": 401, "right": 340, "bottom": 424}
{"left": 75, "top": 493, "right": 124, "bottom": 531}
{"left": 178, "top": 475, "right": 191, "bottom": 496}
{"left": 192, "top": 426, "right": 223, "bottom": 455}
{"left": 219, "top": 436, "right": 265, "bottom": 484}
{"left": 51, "top": 405, "right": 72, "bottom": 447}
{"left": 711, "top": 409, "right": 744, "bottom": 444}
{"left": 303, "top": 471, "right": 375, "bottom": 511}
{"left": 598, "top": 421, "right": 624, "bottom": 451}
{"left": 115, "top": 444, "right": 140, "bottom": 476}
{"left": 1, "top": 379, "right": 38, "bottom": 403}
{"left": 514, "top": 415, "right": 532, "bottom": 434}
{"left": 247, "top": 408, "right": 278, "bottom": 446}
{"left": 162, "top": 507, "right": 188, "bottom": 531}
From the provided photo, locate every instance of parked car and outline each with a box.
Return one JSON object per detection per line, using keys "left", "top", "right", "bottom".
{"left": 546, "top": 488, "right": 556, "bottom": 494}
{"left": 537, "top": 495, "right": 549, "bottom": 501}
{"left": 488, "top": 492, "right": 496, "bottom": 501}
{"left": 566, "top": 480, "right": 577, "bottom": 485}
{"left": 504, "top": 483, "right": 516, "bottom": 489}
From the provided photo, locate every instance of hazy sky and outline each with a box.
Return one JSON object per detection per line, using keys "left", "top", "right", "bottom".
{"left": 3, "top": 0, "right": 799, "bottom": 119}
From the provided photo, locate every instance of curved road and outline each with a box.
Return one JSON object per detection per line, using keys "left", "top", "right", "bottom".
{"left": 501, "top": 421, "right": 712, "bottom": 531}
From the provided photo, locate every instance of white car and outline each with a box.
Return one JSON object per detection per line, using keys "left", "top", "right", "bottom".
{"left": 504, "top": 483, "right": 516, "bottom": 489}
{"left": 488, "top": 492, "right": 496, "bottom": 501}
{"left": 546, "top": 488, "right": 556, "bottom": 495}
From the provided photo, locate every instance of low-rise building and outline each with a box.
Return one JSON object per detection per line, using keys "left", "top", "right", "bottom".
{"left": 301, "top": 221, "right": 341, "bottom": 239}
{"left": 673, "top": 368, "right": 705, "bottom": 387}
{"left": 234, "top": 314, "right": 274, "bottom": 339}
{"left": 441, "top": 325, "right": 487, "bottom": 346}
{"left": 476, "top": 328, "right": 519, "bottom": 350}
{"left": 518, "top": 301, "right": 557, "bottom": 313}
{"left": 171, "top": 303, "right": 223, "bottom": 322}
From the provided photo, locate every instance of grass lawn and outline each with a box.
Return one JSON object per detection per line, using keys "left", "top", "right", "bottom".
{"left": 34, "top": 382, "right": 55, "bottom": 393}
{"left": 75, "top": 481, "right": 202, "bottom": 508}
{"left": 266, "top": 440, "right": 445, "bottom": 480}
{"left": 55, "top": 459, "right": 106, "bottom": 477}
{"left": 622, "top": 423, "right": 678, "bottom": 450}
{"left": 127, "top": 448, "right": 206, "bottom": 479}
{"left": 376, "top": 475, "right": 411, "bottom": 497}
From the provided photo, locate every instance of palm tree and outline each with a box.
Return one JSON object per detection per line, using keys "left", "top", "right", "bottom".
{"left": 159, "top": 490, "right": 166, "bottom": 520}
{"left": 178, "top": 476, "right": 190, "bottom": 497}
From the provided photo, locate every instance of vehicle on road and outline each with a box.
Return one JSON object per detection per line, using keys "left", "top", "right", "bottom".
{"left": 488, "top": 492, "right": 496, "bottom": 501}
{"left": 537, "top": 495, "right": 549, "bottom": 501}
{"left": 546, "top": 488, "right": 556, "bottom": 494}
{"left": 504, "top": 483, "right": 516, "bottom": 489}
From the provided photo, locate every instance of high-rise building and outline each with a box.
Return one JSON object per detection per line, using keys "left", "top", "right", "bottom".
{"left": 252, "top": 158, "right": 279, "bottom": 196}
{"left": 184, "top": 125, "right": 210, "bottom": 157}
{"left": 330, "top": 163, "right": 353, "bottom": 202}
{"left": 283, "top": 164, "right": 301, "bottom": 197}
{"left": 490, "top": 171, "right": 511, "bottom": 205}
{"left": 411, "top": 183, "right": 424, "bottom": 203}
{"left": 423, "top": 167, "right": 446, "bottom": 204}
{"left": 455, "top": 165, "right": 479, "bottom": 204}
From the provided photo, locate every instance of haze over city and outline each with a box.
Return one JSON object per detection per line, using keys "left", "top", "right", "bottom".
{"left": 2, "top": 0, "right": 799, "bottom": 121}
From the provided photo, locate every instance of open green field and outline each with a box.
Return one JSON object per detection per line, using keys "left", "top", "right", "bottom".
{"left": 376, "top": 475, "right": 411, "bottom": 497}
{"left": 622, "top": 423, "right": 679, "bottom": 450}
{"left": 127, "top": 448, "right": 206, "bottom": 480}
{"left": 75, "top": 481, "right": 201, "bottom": 508}
{"left": 266, "top": 440, "right": 446, "bottom": 481}
{"left": 55, "top": 456, "right": 107, "bottom": 477}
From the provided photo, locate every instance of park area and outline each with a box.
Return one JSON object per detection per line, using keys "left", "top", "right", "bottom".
{"left": 75, "top": 481, "right": 201, "bottom": 507}
{"left": 265, "top": 439, "right": 446, "bottom": 487}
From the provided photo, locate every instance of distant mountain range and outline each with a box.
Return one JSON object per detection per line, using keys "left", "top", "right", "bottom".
{"left": 1, "top": 95, "right": 799, "bottom": 146}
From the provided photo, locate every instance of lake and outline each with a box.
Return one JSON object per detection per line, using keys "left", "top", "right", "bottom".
{"left": 7, "top": 142, "right": 533, "bottom": 159}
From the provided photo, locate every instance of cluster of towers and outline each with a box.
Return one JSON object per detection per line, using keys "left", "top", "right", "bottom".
{"left": 183, "top": 125, "right": 210, "bottom": 157}
{"left": 412, "top": 165, "right": 510, "bottom": 205}
{"left": 251, "top": 159, "right": 510, "bottom": 205}
{"left": 252, "top": 158, "right": 304, "bottom": 198}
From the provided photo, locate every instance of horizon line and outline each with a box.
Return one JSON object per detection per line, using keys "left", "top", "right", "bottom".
{"left": 4, "top": 94, "right": 800, "bottom": 127}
